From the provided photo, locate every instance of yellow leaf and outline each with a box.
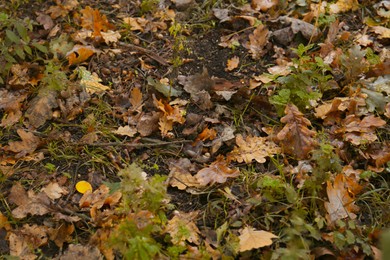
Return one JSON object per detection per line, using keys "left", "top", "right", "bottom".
{"left": 239, "top": 227, "right": 278, "bottom": 252}
{"left": 329, "top": 0, "right": 359, "bottom": 14}
{"left": 75, "top": 181, "right": 93, "bottom": 194}
{"left": 226, "top": 56, "right": 239, "bottom": 71}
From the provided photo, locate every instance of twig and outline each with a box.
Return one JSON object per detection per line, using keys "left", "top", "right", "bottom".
{"left": 71, "top": 139, "right": 192, "bottom": 148}
{"left": 117, "top": 41, "right": 169, "bottom": 66}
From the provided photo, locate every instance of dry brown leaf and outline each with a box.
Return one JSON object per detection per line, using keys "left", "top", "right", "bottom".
{"left": 251, "top": 0, "right": 278, "bottom": 12}
{"left": 342, "top": 115, "right": 386, "bottom": 145}
{"left": 8, "top": 224, "right": 49, "bottom": 259}
{"left": 195, "top": 127, "right": 217, "bottom": 142}
{"left": 25, "top": 89, "right": 58, "bottom": 129}
{"left": 225, "top": 56, "right": 239, "bottom": 71}
{"left": 8, "top": 182, "right": 29, "bottom": 207}
{"left": 123, "top": 17, "right": 148, "bottom": 32}
{"left": 329, "top": 0, "right": 359, "bottom": 14}
{"left": 47, "top": 223, "right": 74, "bottom": 248}
{"left": 46, "top": 0, "right": 78, "bottom": 19}
{"left": 80, "top": 6, "right": 114, "bottom": 37}
{"left": 0, "top": 89, "right": 28, "bottom": 127}
{"left": 165, "top": 211, "right": 201, "bottom": 245}
{"left": 277, "top": 104, "right": 317, "bottom": 159}
{"left": 56, "top": 244, "right": 103, "bottom": 259}
{"left": 154, "top": 97, "right": 186, "bottom": 137}
{"left": 228, "top": 134, "right": 280, "bottom": 164}
{"left": 238, "top": 227, "right": 278, "bottom": 252}
{"left": 67, "top": 45, "right": 96, "bottom": 65}
{"left": 247, "top": 24, "right": 269, "bottom": 59}
{"left": 11, "top": 190, "right": 51, "bottom": 219}
{"left": 41, "top": 182, "right": 69, "bottom": 200}
{"left": 112, "top": 125, "right": 137, "bottom": 137}
{"left": 371, "top": 26, "right": 390, "bottom": 39}
{"left": 130, "top": 87, "right": 143, "bottom": 113}
{"left": 195, "top": 155, "right": 240, "bottom": 186}
{"left": 325, "top": 174, "right": 360, "bottom": 225}
{"left": 168, "top": 158, "right": 202, "bottom": 190}
{"left": 5, "top": 129, "right": 41, "bottom": 158}
{"left": 100, "top": 30, "right": 121, "bottom": 44}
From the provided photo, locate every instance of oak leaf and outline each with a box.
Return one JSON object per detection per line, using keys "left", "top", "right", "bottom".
{"left": 325, "top": 174, "right": 360, "bottom": 225}
{"left": 11, "top": 190, "right": 51, "bottom": 219}
{"left": 195, "top": 127, "right": 217, "bottom": 142}
{"left": 41, "top": 182, "right": 69, "bottom": 200}
{"left": 329, "top": 0, "right": 359, "bottom": 14}
{"left": 342, "top": 114, "right": 386, "bottom": 145}
{"left": 5, "top": 129, "right": 41, "bottom": 158}
{"left": 238, "top": 227, "right": 278, "bottom": 252}
{"left": 277, "top": 104, "right": 317, "bottom": 159}
{"left": 25, "top": 89, "right": 58, "bottom": 129}
{"left": 226, "top": 56, "right": 239, "bottom": 71}
{"left": 168, "top": 158, "right": 202, "bottom": 190}
{"left": 228, "top": 134, "right": 280, "bottom": 164}
{"left": 80, "top": 6, "right": 114, "bottom": 37}
{"left": 77, "top": 66, "right": 110, "bottom": 94}
{"left": 154, "top": 97, "right": 186, "bottom": 137}
{"left": 67, "top": 45, "right": 96, "bottom": 65}
{"left": 247, "top": 24, "right": 269, "bottom": 59}
{"left": 165, "top": 211, "right": 201, "bottom": 245}
{"left": 112, "top": 125, "right": 137, "bottom": 137}
{"left": 195, "top": 155, "right": 240, "bottom": 186}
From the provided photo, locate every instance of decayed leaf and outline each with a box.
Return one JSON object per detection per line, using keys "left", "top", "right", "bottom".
{"left": 178, "top": 68, "right": 214, "bottom": 110}
{"left": 0, "top": 89, "right": 27, "bottom": 127}
{"left": 168, "top": 158, "right": 202, "bottom": 190}
{"left": 100, "top": 30, "right": 121, "bottom": 44}
{"left": 247, "top": 24, "right": 269, "bottom": 59}
{"left": 77, "top": 66, "right": 110, "bottom": 94}
{"left": 277, "top": 104, "right": 317, "bottom": 159}
{"left": 56, "top": 244, "right": 103, "bottom": 259}
{"left": 195, "top": 155, "right": 240, "bottom": 186}
{"left": 371, "top": 26, "right": 390, "bottom": 39}
{"left": 46, "top": 0, "right": 78, "bottom": 19}
{"left": 251, "top": 0, "right": 278, "bottom": 11}
{"left": 123, "top": 17, "right": 149, "bottom": 32}
{"left": 11, "top": 190, "right": 51, "bottom": 219}
{"left": 325, "top": 174, "right": 360, "bottom": 225}
{"left": 113, "top": 125, "right": 137, "bottom": 137}
{"left": 8, "top": 224, "right": 49, "bottom": 260}
{"left": 165, "top": 211, "right": 201, "bottom": 245}
{"left": 47, "top": 223, "right": 75, "bottom": 248}
{"left": 41, "top": 182, "right": 68, "bottom": 200}
{"left": 228, "top": 134, "right": 280, "bottom": 164}
{"left": 238, "top": 227, "right": 278, "bottom": 252}
{"left": 147, "top": 76, "right": 182, "bottom": 98}
{"left": 5, "top": 129, "right": 41, "bottom": 158}
{"left": 329, "top": 0, "right": 359, "bottom": 14}
{"left": 25, "top": 89, "right": 58, "bottom": 129}
{"left": 226, "top": 56, "right": 239, "bottom": 71}
{"left": 342, "top": 114, "right": 386, "bottom": 145}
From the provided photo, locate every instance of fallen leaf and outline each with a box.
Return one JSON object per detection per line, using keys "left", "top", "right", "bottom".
{"left": 123, "top": 17, "right": 148, "bottom": 32}
{"left": 238, "top": 227, "right": 278, "bottom": 252}
{"left": 76, "top": 180, "right": 93, "bottom": 194}
{"left": 165, "top": 211, "right": 201, "bottom": 245}
{"left": 277, "top": 104, "right": 317, "bottom": 159}
{"left": 195, "top": 155, "right": 240, "bottom": 186}
{"left": 371, "top": 26, "right": 390, "bottom": 39}
{"left": 130, "top": 87, "right": 143, "bottom": 113}
{"left": 8, "top": 224, "right": 48, "bottom": 259}
{"left": 11, "top": 190, "right": 51, "bottom": 219}
{"left": 25, "top": 89, "right": 58, "bottom": 129}
{"left": 5, "top": 129, "right": 41, "bottom": 158}
{"left": 41, "top": 182, "right": 68, "bottom": 200}
{"left": 251, "top": 0, "right": 278, "bottom": 12}
{"left": 48, "top": 223, "right": 74, "bottom": 248}
{"left": 226, "top": 56, "right": 239, "bottom": 71}
{"left": 147, "top": 76, "right": 182, "bottom": 98}
{"left": 80, "top": 6, "right": 114, "bottom": 37}
{"left": 77, "top": 66, "right": 110, "bottom": 94}
{"left": 325, "top": 174, "right": 360, "bottom": 225}
{"left": 168, "top": 158, "right": 202, "bottom": 190}
{"left": 246, "top": 24, "right": 269, "bottom": 59}
{"left": 195, "top": 127, "right": 217, "bottom": 142}
{"left": 112, "top": 125, "right": 137, "bottom": 137}
{"left": 329, "top": 0, "right": 359, "bottom": 14}
{"left": 46, "top": 0, "right": 78, "bottom": 19}
{"left": 228, "top": 134, "right": 281, "bottom": 164}
{"left": 67, "top": 45, "right": 96, "bottom": 65}
{"left": 100, "top": 30, "right": 121, "bottom": 44}
{"left": 56, "top": 244, "right": 103, "bottom": 259}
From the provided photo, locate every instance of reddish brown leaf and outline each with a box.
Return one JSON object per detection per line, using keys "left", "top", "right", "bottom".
{"left": 277, "top": 104, "right": 317, "bottom": 159}
{"left": 5, "top": 129, "right": 41, "bottom": 158}
{"left": 195, "top": 155, "right": 240, "bottom": 186}
{"left": 80, "top": 6, "right": 114, "bottom": 37}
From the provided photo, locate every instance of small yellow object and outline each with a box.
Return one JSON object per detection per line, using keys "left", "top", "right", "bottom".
{"left": 75, "top": 181, "right": 93, "bottom": 194}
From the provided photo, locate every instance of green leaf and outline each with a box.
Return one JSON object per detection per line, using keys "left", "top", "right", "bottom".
{"left": 15, "top": 46, "right": 25, "bottom": 59}
{"left": 6, "top": 30, "right": 20, "bottom": 43}
{"left": 147, "top": 76, "right": 182, "bottom": 98}
{"left": 15, "top": 23, "right": 29, "bottom": 42}
{"left": 32, "top": 42, "right": 48, "bottom": 53}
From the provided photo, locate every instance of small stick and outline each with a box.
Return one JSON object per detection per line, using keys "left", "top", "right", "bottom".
{"left": 117, "top": 42, "right": 169, "bottom": 66}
